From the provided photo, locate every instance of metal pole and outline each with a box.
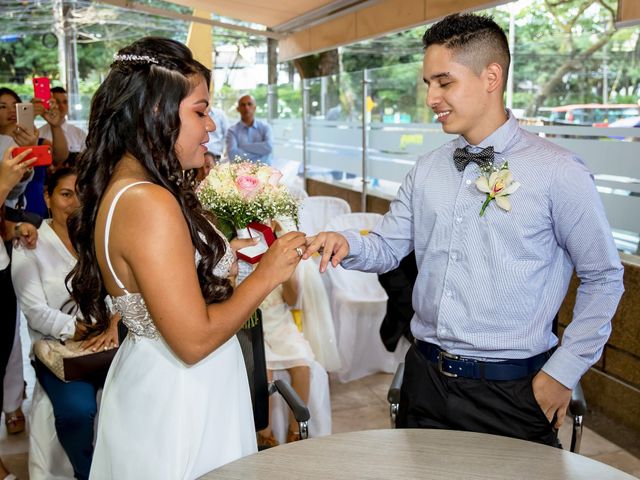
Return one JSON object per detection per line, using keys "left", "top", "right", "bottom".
{"left": 267, "top": 36, "right": 278, "bottom": 122}
{"left": 302, "top": 79, "right": 310, "bottom": 189}
{"left": 54, "top": 0, "right": 66, "bottom": 88}
{"left": 602, "top": 44, "right": 609, "bottom": 105}
{"left": 67, "top": 24, "right": 80, "bottom": 121}
{"left": 361, "top": 69, "right": 370, "bottom": 213}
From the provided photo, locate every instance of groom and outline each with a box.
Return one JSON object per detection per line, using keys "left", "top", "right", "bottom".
{"left": 304, "top": 13, "right": 624, "bottom": 446}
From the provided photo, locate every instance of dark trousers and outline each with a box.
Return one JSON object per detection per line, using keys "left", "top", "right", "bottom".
{"left": 397, "top": 344, "right": 560, "bottom": 447}
{"left": 35, "top": 359, "right": 103, "bottom": 480}
{"left": 0, "top": 260, "right": 17, "bottom": 411}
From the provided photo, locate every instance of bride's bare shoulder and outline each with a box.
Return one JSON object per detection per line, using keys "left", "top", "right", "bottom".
{"left": 102, "top": 180, "right": 186, "bottom": 230}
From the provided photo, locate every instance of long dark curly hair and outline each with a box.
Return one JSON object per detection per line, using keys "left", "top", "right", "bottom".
{"left": 68, "top": 37, "right": 232, "bottom": 336}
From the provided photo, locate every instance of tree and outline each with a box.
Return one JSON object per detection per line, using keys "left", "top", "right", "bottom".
{"left": 522, "top": 0, "right": 619, "bottom": 116}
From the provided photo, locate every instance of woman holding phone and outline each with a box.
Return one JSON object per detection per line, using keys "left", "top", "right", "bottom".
{"left": 69, "top": 37, "right": 307, "bottom": 479}
{"left": 0, "top": 87, "right": 68, "bottom": 215}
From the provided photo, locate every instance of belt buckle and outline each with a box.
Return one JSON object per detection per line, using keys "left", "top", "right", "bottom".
{"left": 437, "top": 350, "right": 460, "bottom": 378}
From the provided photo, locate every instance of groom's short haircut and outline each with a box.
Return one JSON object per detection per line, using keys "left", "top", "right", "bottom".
{"left": 422, "top": 13, "right": 510, "bottom": 90}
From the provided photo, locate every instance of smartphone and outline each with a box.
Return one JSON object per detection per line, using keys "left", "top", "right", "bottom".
{"left": 15, "top": 103, "right": 35, "bottom": 134}
{"left": 32, "top": 77, "right": 51, "bottom": 110}
{"left": 11, "top": 145, "right": 53, "bottom": 167}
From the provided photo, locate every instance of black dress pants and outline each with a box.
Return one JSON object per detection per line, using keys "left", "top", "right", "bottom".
{"left": 397, "top": 344, "right": 561, "bottom": 447}
{"left": 0, "top": 263, "right": 17, "bottom": 411}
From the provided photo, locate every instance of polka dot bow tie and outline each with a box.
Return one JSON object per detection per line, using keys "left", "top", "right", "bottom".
{"left": 453, "top": 146, "right": 494, "bottom": 171}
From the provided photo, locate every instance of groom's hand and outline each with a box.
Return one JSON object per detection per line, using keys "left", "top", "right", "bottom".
{"left": 532, "top": 370, "right": 572, "bottom": 429}
{"left": 304, "top": 231, "right": 349, "bottom": 273}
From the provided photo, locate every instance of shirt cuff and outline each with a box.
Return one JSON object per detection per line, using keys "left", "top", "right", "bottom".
{"left": 58, "top": 319, "right": 76, "bottom": 341}
{"left": 541, "top": 346, "right": 590, "bottom": 389}
{"left": 341, "top": 230, "right": 363, "bottom": 258}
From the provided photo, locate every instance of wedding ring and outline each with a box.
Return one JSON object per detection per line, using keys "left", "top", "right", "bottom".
{"left": 295, "top": 247, "right": 303, "bottom": 257}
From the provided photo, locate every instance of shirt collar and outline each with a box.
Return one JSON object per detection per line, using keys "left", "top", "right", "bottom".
{"left": 454, "top": 109, "right": 519, "bottom": 154}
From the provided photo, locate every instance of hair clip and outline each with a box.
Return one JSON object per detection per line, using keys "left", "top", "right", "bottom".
{"left": 112, "top": 54, "right": 159, "bottom": 65}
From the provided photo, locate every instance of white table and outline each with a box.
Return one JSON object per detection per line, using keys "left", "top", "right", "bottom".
{"left": 200, "top": 429, "right": 635, "bottom": 479}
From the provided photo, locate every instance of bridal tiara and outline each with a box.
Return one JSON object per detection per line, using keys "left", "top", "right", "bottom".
{"left": 112, "top": 54, "right": 159, "bottom": 65}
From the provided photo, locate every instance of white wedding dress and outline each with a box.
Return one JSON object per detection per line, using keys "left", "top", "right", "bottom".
{"left": 89, "top": 182, "right": 257, "bottom": 480}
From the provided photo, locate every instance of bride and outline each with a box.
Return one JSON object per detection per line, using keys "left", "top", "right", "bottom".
{"left": 68, "top": 37, "right": 307, "bottom": 479}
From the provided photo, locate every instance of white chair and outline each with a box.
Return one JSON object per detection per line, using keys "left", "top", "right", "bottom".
{"left": 324, "top": 213, "right": 408, "bottom": 383}
{"left": 299, "top": 196, "right": 351, "bottom": 236}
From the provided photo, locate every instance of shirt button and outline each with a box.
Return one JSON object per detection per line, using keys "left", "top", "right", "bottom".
{"left": 446, "top": 290, "right": 453, "bottom": 298}
{"left": 456, "top": 217, "right": 463, "bottom": 224}
{"left": 465, "top": 179, "right": 472, "bottom": 185}
{"left": 451, "top": 253, "right": 457, "bottom": 261}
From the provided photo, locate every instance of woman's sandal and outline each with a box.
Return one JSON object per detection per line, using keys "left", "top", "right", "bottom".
{"left": 2, "top": 473, "right": 18, "bottom": 480}
{"left": 5, "top": 408, "right": 25, "bottom": 435}
{"left": 286, "top": 430, "right": 302, "bottom": 443}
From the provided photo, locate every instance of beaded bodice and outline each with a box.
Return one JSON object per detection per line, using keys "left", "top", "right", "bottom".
{"left": 104, "top": 182, "right": 235, "bottom": 341}
{"left": 111, "top": 235, "right": 234, "bottom": 341}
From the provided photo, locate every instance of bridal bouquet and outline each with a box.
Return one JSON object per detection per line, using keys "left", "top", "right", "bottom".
{"left": 197, "top": 159, "right": 299, "bottom": 240}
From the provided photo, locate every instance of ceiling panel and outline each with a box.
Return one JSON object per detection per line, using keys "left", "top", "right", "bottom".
{"left": 167, "top": 0, "right": 336, "bottom": 27}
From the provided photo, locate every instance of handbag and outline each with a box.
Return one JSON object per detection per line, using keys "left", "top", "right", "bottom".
{"left": 33, "top": 338, "right": 118, "bottom": 382}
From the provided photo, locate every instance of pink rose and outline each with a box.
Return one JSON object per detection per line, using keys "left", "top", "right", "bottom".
{"left": 235, "top": 175, "right": 261, "bottom": 198}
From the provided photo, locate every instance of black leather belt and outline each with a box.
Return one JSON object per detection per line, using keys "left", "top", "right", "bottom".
{"left": 415, "top": 340, "right": 550, "bottom": 381}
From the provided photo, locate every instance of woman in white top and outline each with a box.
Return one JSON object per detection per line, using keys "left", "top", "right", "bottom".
{"left": 0, "top": 146, "right": 37, "bottom": 480}
{"left": 12, "top": 168, "right": 119, "bottom": 480}
{"left": 68, "top": 37, "right": 307, "bottom": 480}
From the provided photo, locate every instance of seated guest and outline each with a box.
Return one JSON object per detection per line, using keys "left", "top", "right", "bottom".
{"left": 0, "top": 146, "right": 37, "bottom": 480}
{"left": 257, "top": 268, "right": 313, "bottom": 448}
{"left": 195, "top": 151, "right": 217, "bottom": 185}
{"left": 226, "top": 95, "right": 273, "bottom": 164}
{"left": 39, "top": 87, "right": 87, "bottom": 167}
{"left": 12, "top": 168, "right": 119, "bottom": 480}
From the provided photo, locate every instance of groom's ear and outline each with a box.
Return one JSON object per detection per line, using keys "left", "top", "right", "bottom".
{"left": 485, "top": 62, "right": 504, "bottom": 94}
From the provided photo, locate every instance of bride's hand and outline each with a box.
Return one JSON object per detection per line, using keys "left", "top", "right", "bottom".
{"left": 81, "top": 313, "right": 121, "bottom": 351}
{"left": 255, "top": 231, "right": 306, "bottom": 286}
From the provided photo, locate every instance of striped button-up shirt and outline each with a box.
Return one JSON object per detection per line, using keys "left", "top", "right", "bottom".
{"left": 342, "top": 112, "right": 624, "bottom": 389}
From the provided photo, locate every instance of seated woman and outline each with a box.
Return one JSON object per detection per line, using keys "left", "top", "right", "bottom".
{"left": 257, "top": 268, "right": 314, "bottom": 448}
{"left": 11, "top": 168, "right": 119, "bottom": 480}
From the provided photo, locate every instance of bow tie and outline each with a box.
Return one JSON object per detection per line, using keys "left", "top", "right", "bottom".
{"left": 453, "top": 146, "right": 494, "bottom": 171}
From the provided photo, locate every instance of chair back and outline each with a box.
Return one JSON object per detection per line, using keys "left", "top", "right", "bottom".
{"left": 235, "top": 310, "right": 269, "bottom": 432}
{"left": 325, "top": 212, "right": 382, "bottom": 233}
{"left": 299, "top": 196, "right": 351, "bottom": 236}
{"left": 324, "top": 212, "right": 388, "bottom": 300}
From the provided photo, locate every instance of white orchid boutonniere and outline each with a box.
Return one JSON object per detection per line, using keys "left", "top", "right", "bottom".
{"left": 475, "top": 161, "right": 520, "bottom": 216}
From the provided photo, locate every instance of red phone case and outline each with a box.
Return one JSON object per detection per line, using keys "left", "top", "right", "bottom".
{"left": 32, "top": 77, "right": 51, "bottom": 110}
{"left": 12, "top": 145, "right": 53, "bottom": 167}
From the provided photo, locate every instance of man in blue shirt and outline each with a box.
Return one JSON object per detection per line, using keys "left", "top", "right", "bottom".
{"left": 225, "top": 95, "right": 273, "bottom": 164}
{"left": 304, "top": 13, "right": 624, "bottom": 447}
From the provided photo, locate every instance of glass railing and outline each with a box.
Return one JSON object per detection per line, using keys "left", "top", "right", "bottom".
{"left": 270, "top": 61, "right": 639, "bottom": 254}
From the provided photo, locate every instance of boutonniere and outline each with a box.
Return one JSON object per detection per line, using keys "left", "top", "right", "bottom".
{"left": 475, "top": 161, "right": 520, "bottom": 216}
